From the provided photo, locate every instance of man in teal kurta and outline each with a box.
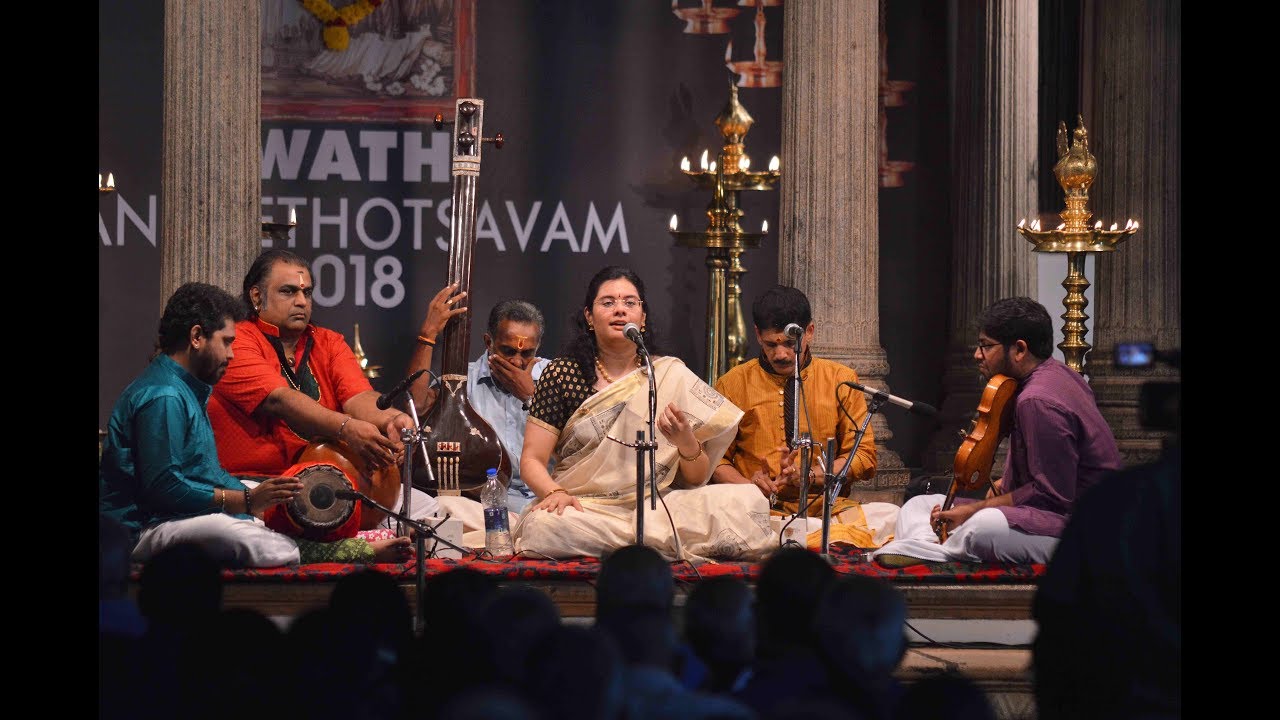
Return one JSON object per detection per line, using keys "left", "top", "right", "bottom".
{"left": 99, "top": 282, "right": 411, "bottom": 567}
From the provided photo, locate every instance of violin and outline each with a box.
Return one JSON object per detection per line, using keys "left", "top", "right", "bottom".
{"left": 412, "top": 98, "right": 509, "bottom": 499}
{"left": 935, "top": 374, "right": 1017, "bottom": 542}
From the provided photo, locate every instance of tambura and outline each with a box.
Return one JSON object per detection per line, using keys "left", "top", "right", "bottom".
{"left": 263, "top": 462, "right": 362, "bottom": 542}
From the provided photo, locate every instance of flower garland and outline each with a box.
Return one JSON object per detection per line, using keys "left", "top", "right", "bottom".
{"left": 299, "top": 0, "right": 384, "bottom": 51}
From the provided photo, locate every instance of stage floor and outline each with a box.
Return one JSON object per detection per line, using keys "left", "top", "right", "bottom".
{"left": 147, "top": 543, "right": 1042, "bottom": 621}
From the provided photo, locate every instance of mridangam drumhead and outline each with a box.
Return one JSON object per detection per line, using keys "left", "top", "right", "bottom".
{"left": 263, "top": 461, "right": 362, "bottom": 541}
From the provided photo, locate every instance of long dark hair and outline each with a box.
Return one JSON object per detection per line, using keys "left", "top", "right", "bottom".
{"left": 561, "top": 265, "right": 659, "bottom": 386}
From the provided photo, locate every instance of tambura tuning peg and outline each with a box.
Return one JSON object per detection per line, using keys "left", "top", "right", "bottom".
{"left": 433, "top": 112, "right": 445, "bottom": 131}
{"left": 483, "top": 132, "right": 505, "bottom": 149}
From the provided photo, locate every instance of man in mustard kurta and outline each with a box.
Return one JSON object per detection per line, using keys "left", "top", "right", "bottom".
{"left": 712, "top": 285, "right": 896, "bottom": 549}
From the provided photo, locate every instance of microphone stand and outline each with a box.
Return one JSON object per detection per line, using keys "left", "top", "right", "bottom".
{"left": 605, "top": 343, "right": 658, "bottom": 547}
{"left": 399, "top": 372, "right": 444, "bottom": 538}
{"left": 339, "top": 487, "right": 470, "bottom": 636}
{"left": 817, "top": 436, "right": 836, "bottom": 555}
{"left": 643, "top": 347, "right": 658, "bottom": 514}
{"left": 399, "top": 396, "right": 419, "bottom": 537}
{"left": 819, "top": 394, "right": 886, "bottom": 558}
{"left": 792, "top": 342, "right": 815, "bottom": 525}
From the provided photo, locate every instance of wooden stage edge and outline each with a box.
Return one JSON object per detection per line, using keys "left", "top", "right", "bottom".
{"left": 215, "top": 577, "right": 1037, "bottom": 621}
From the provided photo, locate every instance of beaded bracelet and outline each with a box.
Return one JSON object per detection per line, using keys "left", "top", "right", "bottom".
{"left": 337, "top": 415, "right": 352, "bottom": 439}
{"left": 215, "top": 487, "right": 225, "bottom": 511}
{"left": 244, "top": 487, "right": 253, "bottom": 514}
{"left": 417, "top": 335, "right": 436, "bottom": 346}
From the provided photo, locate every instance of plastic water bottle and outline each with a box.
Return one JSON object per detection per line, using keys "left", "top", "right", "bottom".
{"left": 482, "top": 468, "right": 514, "bottom": 558}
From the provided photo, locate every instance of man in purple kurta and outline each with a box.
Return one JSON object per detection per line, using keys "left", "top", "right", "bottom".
{"left": 872, "top": 297, "right": 1121, "bottom": 565}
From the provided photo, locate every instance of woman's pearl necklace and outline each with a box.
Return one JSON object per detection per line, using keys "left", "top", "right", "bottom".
{"left": 595, "top": 355, "right": 640, "bottom": 384}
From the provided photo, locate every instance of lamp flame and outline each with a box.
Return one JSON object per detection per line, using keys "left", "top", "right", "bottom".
{"left": 700, "top": 150, "right": 709, "bottom": 170}
{"left": 739, "top": 156, "right": 749, "bottom": 171}
{"left": 761, "top": 219, "right": 768, "bottom": 233}
{"left": 680, "top": 156, "right": 690, "bottom": 172}
{"left": 768, "top": 156, "right": 780, "bottom": 172}
{"left": 670, "top": 214, "right": 678, "bottom": 231}
{"left": 709, "top": 161, "right": 717, "bottom": 173}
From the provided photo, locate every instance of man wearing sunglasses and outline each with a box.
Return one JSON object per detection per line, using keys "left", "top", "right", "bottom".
{"left": 409, "top": 298, "right": 550, "bottom": 513}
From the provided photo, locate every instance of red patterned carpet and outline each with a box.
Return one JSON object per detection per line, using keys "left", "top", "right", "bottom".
{"left": 205, "top": 543, "right": 1044, "bottom": 585}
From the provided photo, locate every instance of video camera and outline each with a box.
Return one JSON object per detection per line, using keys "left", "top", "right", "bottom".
{"left": 1113, "top": 342, "right": 1180, "bottom": 433}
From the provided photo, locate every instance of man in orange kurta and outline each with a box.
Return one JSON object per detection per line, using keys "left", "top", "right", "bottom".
{"left": 208, "top": 248, "right": 440, "bottom": 522}
{"left": 713, "top": 285, "right": 895, "bottom": 549}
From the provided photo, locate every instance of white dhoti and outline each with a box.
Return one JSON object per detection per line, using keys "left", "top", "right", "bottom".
{"left": 132, "top": 513, "right": 300, "bottom": 568}
{"left": 869, "top": 493, "right": 1058, "bottom": 564}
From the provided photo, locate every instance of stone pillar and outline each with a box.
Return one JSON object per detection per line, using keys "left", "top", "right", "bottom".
{"left": 778, "top": 0, "right": 907, "bottom": 500}
{"left": 161, "top": 0, "right": 262, "bottom": 303}
{"left": 1081, "top": 0, "right": 1181, "bottom": 465}
{"left": 921, "top": 1, "right": 1040, "bottom": 484}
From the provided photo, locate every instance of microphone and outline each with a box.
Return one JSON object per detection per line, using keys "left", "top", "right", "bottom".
{"left": 623, "top": 322, "right": 648, "bottom": 353}
{"left": 376, "top": 368, "right": 428, "bottom": 410}
{"left": 334, "top": 489, "right": 365, "bottom": 502}
{"left": 784, "top": 323, "right": 804, "bottom": 338}
{"left": 841, "top": 381, "right": 938, "bottom": 418}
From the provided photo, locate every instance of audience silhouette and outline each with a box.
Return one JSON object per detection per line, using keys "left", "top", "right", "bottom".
{"left": 1033, "top": 444, "right": 1181, "bottom": 719}
{"left": 734, "top": 547, "right": 838, "bottom": 715}
{"left": 596, "top": 544, "right": 754, "bottom": 720}
{"left": 683, "top": 576, "right": 756, "bottom": 693}
{"left": 894, "top": 670, "right": 996, "bottom": 720}
{"left": 409, "top": 568, "right": 501, "bottom": 717}
{"left": 525, "top": 624, "right": 626, "bottom": 720}
{"left": 813, "top": 575, "right": 908, "bottom": 720}
{"left": 479, "top": 585, "right": 562, "bottom": 690}
{"left": 178, "top": 608, "right": 286, "bottom": 720}
{"left": 104, "top": 536, "right": 1044, "bottom": 719}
